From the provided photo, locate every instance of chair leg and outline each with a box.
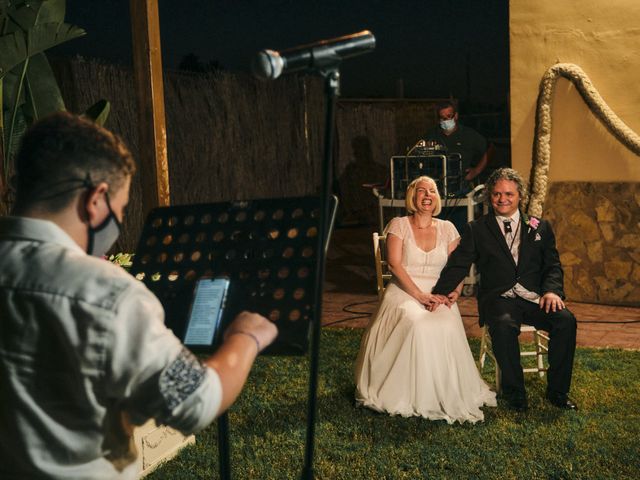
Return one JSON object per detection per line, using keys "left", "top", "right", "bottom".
{"left": 481, "top": 326, "right": 549, "bottom": 392}
{"left": 534, "top": 330, "right": 546, "bottom": 378}
{"left": 478, "top": 325, "right": 501, "bottom": 393}
{"left": 479, "top": 328, "right": 488, "bottom": 370}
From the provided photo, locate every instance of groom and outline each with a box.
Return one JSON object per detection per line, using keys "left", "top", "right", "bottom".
{"left": 432, "top": 168, "right": 577, "bottom": 412}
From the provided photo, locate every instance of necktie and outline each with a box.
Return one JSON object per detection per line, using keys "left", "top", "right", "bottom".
{"left": 503, "top": 220, "right": 512, "bottom": 239}
{"left": 503, "top": 219, "right": 518, "bottom": 260}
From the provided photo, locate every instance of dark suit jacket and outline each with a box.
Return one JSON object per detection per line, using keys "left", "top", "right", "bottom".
{"left": 432, "top": 212, "right": 565, "bottom": 324}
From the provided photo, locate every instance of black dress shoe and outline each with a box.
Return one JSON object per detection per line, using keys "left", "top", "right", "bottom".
{"left": 546, "top": 393, "right": 578, "bottom": 410}
{"left": 506, "top": 395, "right": 529, "bottom": 412}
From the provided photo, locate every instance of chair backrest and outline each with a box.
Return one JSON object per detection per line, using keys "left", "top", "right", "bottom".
{"left": 372, "top": 232, "right": 393, "bottom": 300}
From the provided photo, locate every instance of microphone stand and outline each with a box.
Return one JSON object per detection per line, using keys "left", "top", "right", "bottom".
{"left": 300, "top": 66, "right": 340, "bottom": 480}
{"left": 217, "top": 394, "right": 231, "bottom": 479}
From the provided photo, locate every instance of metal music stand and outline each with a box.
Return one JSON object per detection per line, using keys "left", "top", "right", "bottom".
{"left": 129, "top": 195, "right": 338, "bottom": 479}
{"left": 390, "top": 153, "right": 464, "bottom": 199}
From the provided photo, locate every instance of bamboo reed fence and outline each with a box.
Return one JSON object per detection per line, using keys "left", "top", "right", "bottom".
{"left": 43, "top": 58, "right": 442, "bottom": 250}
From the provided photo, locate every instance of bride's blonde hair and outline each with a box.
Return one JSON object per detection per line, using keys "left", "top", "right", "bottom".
{"left": 405, "top": 176, "right": 442, "bottom": 216}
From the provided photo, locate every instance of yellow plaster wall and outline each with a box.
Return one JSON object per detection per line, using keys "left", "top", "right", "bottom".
{"left": 510, "top": 0, "right": 640, "bottom": 181}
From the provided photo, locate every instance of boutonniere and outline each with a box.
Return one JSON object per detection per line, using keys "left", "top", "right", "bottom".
{"left": 522, "top": 213, "right": 541, "bottom": 234}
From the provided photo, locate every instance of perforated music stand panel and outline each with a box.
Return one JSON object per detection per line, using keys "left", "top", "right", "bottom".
{"left": 130, "top": 196, "right": 331, "bottom": 355}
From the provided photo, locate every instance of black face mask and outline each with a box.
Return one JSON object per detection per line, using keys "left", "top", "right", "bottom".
{"left": 87, "top": 192, "right": 122, "bottom": 257}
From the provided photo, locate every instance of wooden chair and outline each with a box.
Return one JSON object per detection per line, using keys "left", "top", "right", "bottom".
{"left": 372, "top": 232, "right": 392, "bottom": 299}
{"left": 479, "top": 324, "right": 549, "bottom": 393}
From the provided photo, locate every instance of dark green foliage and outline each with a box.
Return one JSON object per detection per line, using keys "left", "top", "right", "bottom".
{"left": 1, "top": 1, "right": 86, "bottom": 165}
{"left": 0, "top": 0, "right": 108, "bottom": 197}
{"left": 148, "top": 329, "right": 640, "bottom": 479}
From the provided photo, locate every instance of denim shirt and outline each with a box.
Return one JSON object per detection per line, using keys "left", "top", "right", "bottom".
{"left": 0, "top": 217, "right": 221, "bottom": 479}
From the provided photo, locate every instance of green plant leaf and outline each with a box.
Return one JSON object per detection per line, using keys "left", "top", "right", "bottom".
{"left": 23, "top": 52, "right": 64, "bottom": 121}
{"left": 5, "top": 0, "right": 66, "bottom": 30}
{"left": 3, "top": 0, "right": 66, "bottom": 31}
{"left": 0, "top": 33, "right": 26, "bottom": 79}
{"left": 6, "top": 1, "right": 42, "bottom": 31}
{"left": 0, "top": 1, "right": 12, "bottom": 19}
{"left": 84, "top": 99, "right": 110, "bottom": 126}
{"left": 0, "top": 22, "right": 85, "bottom": 80}
{"left": 2, "top": 68, "right": 26, "bottom": 150}
{"left": 0, "top": 77, "right": 3, "bottom": 172}
{"left": 35, "top": 0, "right": 66, "bottom": 25}
{"left": 3, "top": 106, "right": 26, "bottom": 180}
{"left": 1, "top": 68, "right": 26, "bottom": 112}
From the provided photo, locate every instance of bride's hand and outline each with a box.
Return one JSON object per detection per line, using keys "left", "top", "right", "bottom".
{"left": 415, "top": 292, "right": 435, "bottom": 307}
{"left": 421, "top": 293, "right": 445, "bottom": 312}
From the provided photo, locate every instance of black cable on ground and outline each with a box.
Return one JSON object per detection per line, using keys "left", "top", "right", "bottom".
{"left": 325, "top": 301, "right": 640, "bottom": 327}
{"left": 577, "top": 319, "right": 640, "bottom": 324}
{"left": 323, "top": 300, "right": 378, "bottom": 327}
{"left": 342, "top": 299, "right": 378, "bottom": 315}
{"left": 324, "top": 317, "right": 369, "bottom": 327}
{"left": 424, "top": 313, "right": 640, "bottom": 324}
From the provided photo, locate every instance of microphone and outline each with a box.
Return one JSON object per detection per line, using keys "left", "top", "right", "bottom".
{"left": 252, "top": 30, "right": 376, "bottom": 80}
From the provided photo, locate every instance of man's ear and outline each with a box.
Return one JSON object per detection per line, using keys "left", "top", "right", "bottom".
{"left": 84, "top": 182, "right": 109, "bottom": 225}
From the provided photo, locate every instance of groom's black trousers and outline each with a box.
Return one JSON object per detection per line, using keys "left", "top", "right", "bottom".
{"left": 484, "top": 296, "right": 577, "bottom": 397}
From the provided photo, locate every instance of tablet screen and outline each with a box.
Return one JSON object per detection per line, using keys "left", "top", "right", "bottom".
{"left": 184, "top": 277, "right": 230, "bottom": 347}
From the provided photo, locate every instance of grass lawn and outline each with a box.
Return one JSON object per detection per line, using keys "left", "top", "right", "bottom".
{"left": 148, "top": 329, "right": 640, "bottom": 479}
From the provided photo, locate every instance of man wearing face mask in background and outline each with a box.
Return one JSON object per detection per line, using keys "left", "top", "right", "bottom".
{"left": 424, "top": 100, "right": 489, "bottom": 191}
{"left": 0, "top": 112, "right": 277, "bottom": 479}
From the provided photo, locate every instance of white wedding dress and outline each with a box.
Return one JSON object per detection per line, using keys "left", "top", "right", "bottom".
{"left": 355, "top": 216, "right": 496, "bottom": 424}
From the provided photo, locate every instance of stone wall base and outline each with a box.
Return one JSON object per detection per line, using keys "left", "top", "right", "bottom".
{"left": 544, "top": 182, "right": 640, "bottom": 306}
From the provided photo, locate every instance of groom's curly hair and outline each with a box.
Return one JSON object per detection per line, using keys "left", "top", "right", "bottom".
{"left": 485, "top": 168, "right": 527, "bottom": 206}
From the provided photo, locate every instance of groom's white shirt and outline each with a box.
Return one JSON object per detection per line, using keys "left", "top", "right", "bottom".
{"left": 495, "top": 210, "right": 540, "bottom": 304}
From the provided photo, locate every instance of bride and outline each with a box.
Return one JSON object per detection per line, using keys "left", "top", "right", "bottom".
{"left": 355, "top": 176, "right": 496, "bottom": 423}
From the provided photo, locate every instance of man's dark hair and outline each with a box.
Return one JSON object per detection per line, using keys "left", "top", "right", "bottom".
{"left": 13, "top": 111, "right": 135, "bottom": 212}
{"left": 485, "top": 168, "right": 527, "bottom": 204}
{"left": 436, "top": 100, "right": 457, "bottom": 115}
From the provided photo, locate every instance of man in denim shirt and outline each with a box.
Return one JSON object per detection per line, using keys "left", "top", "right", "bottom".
{"left": 0, "top": 113, "right": 277, "bottom": 479}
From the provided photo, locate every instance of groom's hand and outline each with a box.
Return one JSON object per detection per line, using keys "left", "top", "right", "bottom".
{"left": 539, "top": 292, "right": 565, "bottom": 313}
{"left": 446, "top": 291, "right": 460, "bottom": 306}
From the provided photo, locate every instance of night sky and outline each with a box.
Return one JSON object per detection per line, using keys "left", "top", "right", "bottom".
{"left": 52, "top": 0, "right": 509, "bottom": 104}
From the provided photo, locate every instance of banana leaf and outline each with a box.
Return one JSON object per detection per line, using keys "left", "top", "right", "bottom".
{"left": 3, "top": 107, "right": 26, "bottom": 178}
{"left": 0, "top": 77, "right": 3, "bottom": 154}
{"left": 1, "top": 66, "right": 26, "bottom": 111}
{"left": 3, "top": 1, "right": 41, "bottom": 31}
{"left": 2, "top": 60, "right": 27, "bottom": 165}
{"left": 0, "top": 22, "right": 85, "bottom": 80}
{"left": 2, "top": 66, "right": 26, "bottom": 137}
{"left": 0, "top": 0, "right": 90, "bottom": 198}
{"left": 23, "top": 52, "right": 65, "bottom": 122}
{"left": 5, "top": 0, "right": 66, "bottom": 31}
{"left": 34, "top": 0, "right": 66, "bottom": 25}
{"left": 84, "top": 99, "right": 111, "bottom": 126}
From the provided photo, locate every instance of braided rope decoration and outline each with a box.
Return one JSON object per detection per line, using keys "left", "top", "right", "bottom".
{"left": 526, "top": 63, "right": 640, "bottom": 217}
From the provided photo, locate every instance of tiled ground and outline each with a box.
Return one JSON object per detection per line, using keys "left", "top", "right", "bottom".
{"left": 323, "top": 226, "right": 640, "bottom": 350}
